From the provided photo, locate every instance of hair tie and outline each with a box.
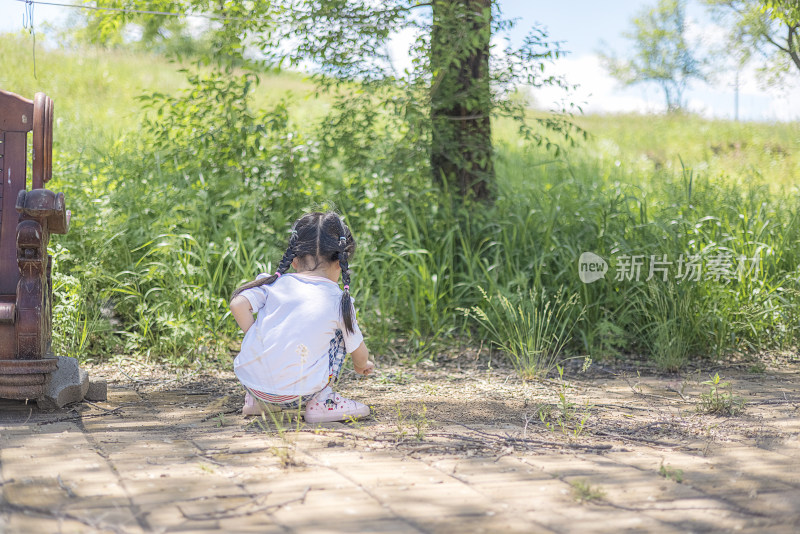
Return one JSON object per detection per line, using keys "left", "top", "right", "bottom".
{"left": 343, "top": 285, "right": 349, "bottom": 291}
{"left": 339, "top": 236, "right": 346, "bottom": 248}
{"left": 275, "top": 272, "right": 282, "bottom": 278}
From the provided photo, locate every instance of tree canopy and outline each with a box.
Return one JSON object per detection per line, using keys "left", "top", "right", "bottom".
{"left": 72, "top": 0, "right": 583, "bottom": 201}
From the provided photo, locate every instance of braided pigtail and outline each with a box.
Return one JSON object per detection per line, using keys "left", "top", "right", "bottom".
{"left": 231, "top": 234, "right": 297, "bottom": 300}
{"left": 338, "top": 235, "right": 356, "bottom": 335}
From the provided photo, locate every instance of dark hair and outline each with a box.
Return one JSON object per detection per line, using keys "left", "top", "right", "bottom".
{"left": 231, "top": 212, "right": 358, "bottom": 333}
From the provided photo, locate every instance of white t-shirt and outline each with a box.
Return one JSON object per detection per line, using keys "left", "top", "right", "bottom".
{"left": 233, "top": 272, "right": 364, "bottom": 396}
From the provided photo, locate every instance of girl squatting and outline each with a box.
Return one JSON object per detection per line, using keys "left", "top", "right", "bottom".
{"left": 230, "top": 212, "right": 375, "bottom": 423}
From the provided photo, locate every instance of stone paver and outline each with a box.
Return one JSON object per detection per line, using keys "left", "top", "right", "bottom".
{"left": 1, "top": 367, "right": 800, "bottom": 533}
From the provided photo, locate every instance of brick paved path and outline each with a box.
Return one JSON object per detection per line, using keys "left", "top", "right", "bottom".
{"left": 1, "top": 366, "right": 799, "bottom": 533}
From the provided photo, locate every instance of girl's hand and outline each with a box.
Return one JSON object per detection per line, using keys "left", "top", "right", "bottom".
{"left": 351, "top": 342, "right": 373, "bottom": 376}
{"left": 354, "top": 360, "right": 375, "bottom": 376}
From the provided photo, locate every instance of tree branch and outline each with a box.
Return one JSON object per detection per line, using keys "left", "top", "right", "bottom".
{"left": 761, "top": 24, "right": 791, "bottom": 53}
{"left": 402, "top": 2, "right": 432, "bottom": 10}
{"left": 788, "top": 24, "right": 800, "bottom": 71}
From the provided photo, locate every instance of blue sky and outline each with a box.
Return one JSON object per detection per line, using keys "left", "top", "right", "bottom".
{"left": 501, "top": 0, "right": 634, "bottom": 53}
{"left": 1, "top": 0, "right": 798, "bottom": 120}
{"left": 496, "top": 0, "right": 800, "bottom": 121}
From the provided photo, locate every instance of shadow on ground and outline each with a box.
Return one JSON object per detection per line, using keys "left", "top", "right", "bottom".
{"left": 1, "top": 356, "right": 799, "bottom": 533}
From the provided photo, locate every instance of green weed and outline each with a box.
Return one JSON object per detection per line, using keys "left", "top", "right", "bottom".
{"left": 658, "top": 461, "right": 684, "bottom": 483}
{"left": 198, "top": 463, "right": 214, "bottom": 474}
{"left": 247, "top": 403, "right": 306, "bottom": 469}
{"left": 377, "top": 371, "right": 414, "bottom": 385}
{"left": 536, "top": 365, "right": 593, "bottom": 438}
{"left": 698, "top": 373, "right": 746, "bottom": 416}
{"left": 570, "top": 480, "right": 605, "bottom": 503}
{"left": 394, "top": 405, "right": 429, "bottom": 442}
{"left": 215, "top": 413, "right": 227, "bottom": 427}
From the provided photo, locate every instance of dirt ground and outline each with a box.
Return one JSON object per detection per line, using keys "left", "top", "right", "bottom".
{"left": 1, "top": 352, "right": 799, "bottom": 533}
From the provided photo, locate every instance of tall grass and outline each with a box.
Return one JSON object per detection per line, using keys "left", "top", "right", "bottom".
{"left": 3, "top": 33, "right": 800, "bottom": 371}
{"left": 463, "top": 287, "right": 584, "bottom": 378}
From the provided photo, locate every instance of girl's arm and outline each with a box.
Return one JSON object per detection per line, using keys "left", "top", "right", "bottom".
{"left": 351, "top": 342, "right": 374, "bottom": 376}
{"left": 230, "top": 295, "right": 255, "bottom": 333}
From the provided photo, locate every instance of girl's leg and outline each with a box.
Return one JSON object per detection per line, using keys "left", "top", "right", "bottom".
{"left": 242, "top": 385, "right": 313, "bottom": 414}
{"left": 304, "top": 330, "right": 370, "bottom": 423}
{"left": 326, "top": 329, "right": 347, "bottom": 386}
{"left": 242, "top": 390, "right": 280, "bottom": 416}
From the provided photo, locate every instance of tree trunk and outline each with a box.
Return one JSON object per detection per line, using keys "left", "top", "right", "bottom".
{"left": 430, "top": 0, "right": 494, "bottom": 201}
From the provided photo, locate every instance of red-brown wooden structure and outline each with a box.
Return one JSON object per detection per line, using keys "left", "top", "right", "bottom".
{"left": 0, "top": 90, "right": 70, "bottom": 400}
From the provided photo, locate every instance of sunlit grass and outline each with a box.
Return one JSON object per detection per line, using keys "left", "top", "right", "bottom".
{"left": 0, "top": 32, "right": 320, "bottom": 154}
{"left": 495, "top": 112, "right": 800, "bottom": 192}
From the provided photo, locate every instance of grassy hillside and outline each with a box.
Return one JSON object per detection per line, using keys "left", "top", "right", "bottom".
{"left": 2, "top": 32, "right": 799, "bottom": 373}
{"left": 1, "top": 33, "right": 317, "bottom": 154}
{"left": 4, "top": 32, "right": 796, "bottom": 188}
{"left": 574, "top": 114, "right": 799, "bottom": 189}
